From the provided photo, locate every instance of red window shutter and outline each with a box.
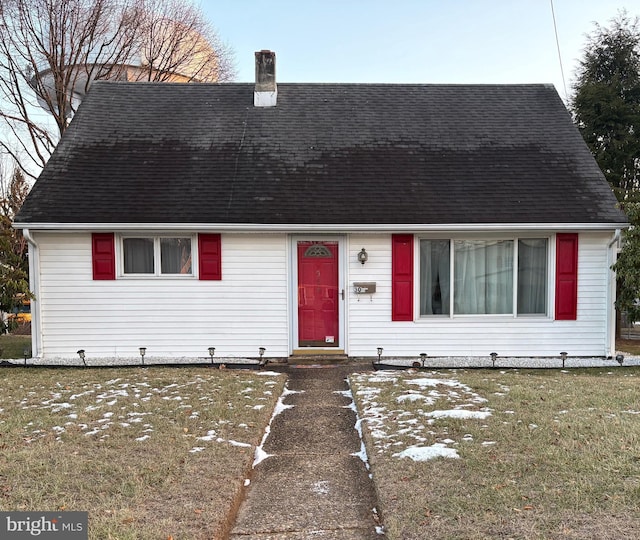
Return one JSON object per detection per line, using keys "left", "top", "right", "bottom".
{"left": 199, "top": 233, "right": 222, "bottom": 280}
{"left": 92, "top": 233, "right": 115, "bottom": 280}
{"left": 392, "top": 234, "right": 414, "bottom": 321}
{"left": 555, "top": 233, "right": 578, "bottom": 320}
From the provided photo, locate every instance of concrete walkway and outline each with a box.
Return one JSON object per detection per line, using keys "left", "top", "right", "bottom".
{"left": 229, "top": 364, "right": 384, "bottom": 539}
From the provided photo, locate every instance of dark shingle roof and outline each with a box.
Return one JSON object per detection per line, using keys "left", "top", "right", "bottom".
{"left": 15, "top": 81, "right": 627, "bottom": 226}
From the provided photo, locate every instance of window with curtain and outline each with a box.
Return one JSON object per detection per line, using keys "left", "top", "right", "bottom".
{"left": 123, "top": 238, "right": 154, "bottom": 274}
{"left": 122, "top": 236, "right": 193, "bottom": 276}
{"left": 161, "top": 238, "right": 192, "bottom": 274}
{"left": 454, "top": 240, "right": 513, "bottom": 314}
{"left": 419, "top": 237, "right": 548, "bottom": 316}
{"left": 420, "top": 239, "right": 450, "bottom": 315}
{"left": 517, "top": 238, "right": 547, "bottom": 314}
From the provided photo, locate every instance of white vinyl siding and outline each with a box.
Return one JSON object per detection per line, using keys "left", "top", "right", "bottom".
{"left": 347, "top": 232, "right": 612, "bottom": 358}
{"left": 32, "top": 229, "right": 614, "bottom": 360}
{"left": 35, "top": 232, "right": 289, "bottom": 358}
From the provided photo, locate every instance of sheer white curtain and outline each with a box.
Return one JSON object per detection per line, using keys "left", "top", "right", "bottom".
{"left": 517, "top": 238, "right": 547, "bottom": 314}
{"left": 420, "top": 240, "right": 450, "bottom": 315}
{"left": 454, "top": 240, "right": 513, "bottom": 314}
{"left": 123, "top": 238, "right": 154, "bottom": 274}
{"left": 161, "top": 238, "right": 192, "bottom": 274}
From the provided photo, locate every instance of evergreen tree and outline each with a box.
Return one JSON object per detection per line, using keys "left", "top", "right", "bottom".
{"left": 614, "top": 203, "right": 640, "bottom": 324}
{"left": 572, "top": 12, "right": 640, "bottom": 201}
{"left": 0, "top": 165, "right": 30, "bottom": 333}
{"left": 572, "top": 12, "right": 640, "bottom": 327}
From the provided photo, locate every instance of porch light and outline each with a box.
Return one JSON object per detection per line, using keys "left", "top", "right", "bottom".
{"left": 560, "top": 351, "right": 568, "bottom": 368}
{"left": 616, "top": 353, "right": 624, "bottom": 366}
{"left": 357, "top": 248, "right": 368, "bottom": 265}
{"left": 490, "top": 352, "right": 498, "bottom": 368}
{"left": 420, "top": 353, "right": 427, "bottom": 367}
{"left": 208, "top": 347, "right": 215, "bottom": 364}
{"left": 139, "top": 347, "right": 146, "bottom": 365}
{"left": 377, "top": 347, "right": 383, "bottom": 362}
{"left": 77, "top": 349, "right": 87, "bottom": 367}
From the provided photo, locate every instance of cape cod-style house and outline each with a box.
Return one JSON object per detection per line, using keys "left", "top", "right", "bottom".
{"left": 14, "top": 51, "right": 627, "bottom": 362}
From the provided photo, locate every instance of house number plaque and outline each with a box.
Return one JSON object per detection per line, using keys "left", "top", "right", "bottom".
{"left": 353, "top": 282, "right": 376, "bottom": 294}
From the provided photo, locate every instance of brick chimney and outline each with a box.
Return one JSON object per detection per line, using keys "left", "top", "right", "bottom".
{"left": 254, "top": 50, "right": 277, "bottom": 107}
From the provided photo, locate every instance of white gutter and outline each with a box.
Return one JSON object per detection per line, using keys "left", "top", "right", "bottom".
{"left": 22, "top": 229, "right": 42, "bottom": 358}
{"left": 606, "top": 229, "right": 622, "bottom": 358}
{"left": 12, "top": 222, "right": 629, "bottom": 233}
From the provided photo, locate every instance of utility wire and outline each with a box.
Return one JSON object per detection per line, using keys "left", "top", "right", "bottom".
{"left": 550, "top": 0, "right": 569, "bottom": 101}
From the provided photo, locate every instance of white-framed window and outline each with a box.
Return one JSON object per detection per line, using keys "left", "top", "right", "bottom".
{"left": 419, "top": 237, "right": 548, "bottom": 317}
{"left": 121, "top": 236, "right": 193, "bottom": 276}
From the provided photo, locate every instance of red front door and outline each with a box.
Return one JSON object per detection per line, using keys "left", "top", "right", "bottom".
{"left": 297, "top": 241, "right": 339, "bottom": 347}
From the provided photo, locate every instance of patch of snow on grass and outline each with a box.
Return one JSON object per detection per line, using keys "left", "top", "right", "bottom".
{"left": 51, "top": 403, "right": 72, "bottom": 412}
{"left": 396, "top": 393, "right": 434, "bottom": 404}
{"left": 197, "top": 430, "right": 217, "bottom": 442}
{"left": 426, "top": 409, "right": 492, "bottom": 420}
{"left": 393, "top": 443, "right": 460, "bottom": 461}
{"left": 226, "top": 439, "right": 252, "bottom": 448}
{"left": 351, "top": 371, "right": 496, "bottom": 460}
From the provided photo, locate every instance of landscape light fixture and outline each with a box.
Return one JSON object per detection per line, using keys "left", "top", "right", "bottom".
{"left": 560, "top": 351, "right": 568, "bottom": 368}
{"left": 616, "top": 353, "right": 624, "bottom": 366}
{"left": 377, "top": 347, "right": 383, "bottom": 362}
{"left": 357, "top": 248, "right": 368, "bottom": 265}
{"left": 77, "top": 349, "right": 87, "bottom": 367}
{"left": 139, "top": 347, "right": 146, "bottom": 365}
{"left": 23, "top": 348, "right": 29, "bottom": 365}
{"left": 258, "top": 347, "right": 267, "bottom": 367}
{"left": 490, "top": 352, "right": 498, "bottom": 368}
{"left": 208, "top": 347, "right": 216, "bottom": 364}
{"left": 420, "top": 353, "right": 427, "bottom": 367}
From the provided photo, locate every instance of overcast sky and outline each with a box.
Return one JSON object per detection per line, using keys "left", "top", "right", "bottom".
{"left": 207, "top": 0, "right": 640, "bottom": 102}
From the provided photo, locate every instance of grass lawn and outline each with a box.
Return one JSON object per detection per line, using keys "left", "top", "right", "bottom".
{"left": 350, "top": 368, "right": 640, "bottom": 540}
{"left": 0, "top": 335, "right": 31, "bottom": 359}
{"left": 616, "top": 338, "right": 640, "bottom": 356}
{"left": 3, "top": 341, "right": 640, "bottom": 539}
{"left": 0, "top": 367, "right": 285, "bottom": 539}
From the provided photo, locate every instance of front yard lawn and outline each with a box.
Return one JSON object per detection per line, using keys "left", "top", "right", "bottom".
{"left": 0, "top": 367, "right": 285, "bottom": 539}
{"left": 350, "top": 367, "right": 640, "bottom": 539}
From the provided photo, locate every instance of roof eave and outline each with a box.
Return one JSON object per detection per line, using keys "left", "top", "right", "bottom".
{"left": 13, "top": 222, "right": 630, "bottom": 233}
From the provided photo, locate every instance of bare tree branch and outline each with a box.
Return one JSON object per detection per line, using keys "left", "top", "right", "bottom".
{"left": 0, "top": 0, "right": 235, "bottom": 179}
